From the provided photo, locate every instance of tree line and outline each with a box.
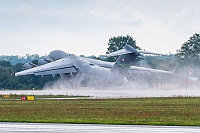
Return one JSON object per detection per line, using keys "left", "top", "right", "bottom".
{"left": 0, "top": 54, "right": 45, "bottom": 65}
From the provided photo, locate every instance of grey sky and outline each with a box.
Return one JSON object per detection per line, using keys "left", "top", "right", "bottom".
{"left": 0, "top": 0, "right": 200, "bottom": 56}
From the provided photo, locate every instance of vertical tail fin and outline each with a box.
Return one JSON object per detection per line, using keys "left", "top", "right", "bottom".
{"left": 107, "top": 45, "right": 140, "bottom": 75}
{"left": 111, "top": 53, "right": 138, "bottom": 75}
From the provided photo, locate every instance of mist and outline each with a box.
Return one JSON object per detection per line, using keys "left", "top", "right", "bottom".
{"left": 0, "top": 66, "right": 199, "bottom": 98}
{"left": 42, "top": 65, "right": 200, "bottom": 98}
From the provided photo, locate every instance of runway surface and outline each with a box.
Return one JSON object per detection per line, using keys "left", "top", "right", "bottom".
{"left": 0, "top": 122, "right": 200, "bottom": 133}
{"left": 1, "top": 87, "right": 200, "bottom": 98}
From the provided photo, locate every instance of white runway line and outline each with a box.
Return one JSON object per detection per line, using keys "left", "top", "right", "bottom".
{"left": 0, "top": 123, "right": 200, "bottom": 133}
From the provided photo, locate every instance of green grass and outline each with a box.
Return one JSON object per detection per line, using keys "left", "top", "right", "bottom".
{"left": 0, "top": 97, "right": 200, "bottom": 126}
{"left": 0, "top": 94, "right": 89, "bottom": 100}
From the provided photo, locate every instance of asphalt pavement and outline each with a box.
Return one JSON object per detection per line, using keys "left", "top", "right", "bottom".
{"left": 0, "top": 122, "right": 200, "bottom": 133}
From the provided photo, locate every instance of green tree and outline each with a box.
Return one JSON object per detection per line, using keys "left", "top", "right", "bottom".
{"left": 0, "top": 60, "right": 12, "bottom": 67}
{"left": 14, "top": 63, "right": 23, "bottom": 72}
{"left": 176, "top": 33, "right": 200, "bottom": 66}
{"left": 106, "top": 35, "right": 141, "bottom": 62}
{"left": 0, "top": 66, "right": 18, "bottom": 89}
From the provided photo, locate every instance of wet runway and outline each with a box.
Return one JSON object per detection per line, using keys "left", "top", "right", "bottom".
{"left": 1, "top": 87, "right": 200, "bottom": 98}
{"left": 0, "top": 122, "right": 200, "bottom": 133}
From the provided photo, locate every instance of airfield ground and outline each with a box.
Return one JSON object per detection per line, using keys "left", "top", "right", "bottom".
{"left": 0, "top": 95, "right": 200, "bottom": 126}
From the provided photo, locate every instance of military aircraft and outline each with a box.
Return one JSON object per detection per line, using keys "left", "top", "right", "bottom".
{"left": 15, "top": 45, "right": 173, "bottom": 86}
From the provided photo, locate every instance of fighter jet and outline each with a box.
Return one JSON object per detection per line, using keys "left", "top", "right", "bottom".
{"left": 15, "top": 45, "right": 173, "bottom": 86}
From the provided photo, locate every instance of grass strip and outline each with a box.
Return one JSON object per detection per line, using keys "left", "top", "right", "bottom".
{"left": 0, "top": 97, "right": 200, "bottom": 126}
{"left": 0, "top": 94, "right": 89, "bottom": 100}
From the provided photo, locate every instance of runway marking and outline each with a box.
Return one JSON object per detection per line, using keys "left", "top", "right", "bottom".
{"left": 0, "top": 123, "right": 200, "bottom": 133}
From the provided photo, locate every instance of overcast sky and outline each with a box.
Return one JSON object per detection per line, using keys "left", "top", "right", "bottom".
{"left": 0, "top": 0, "right": 200, "bottom": 56}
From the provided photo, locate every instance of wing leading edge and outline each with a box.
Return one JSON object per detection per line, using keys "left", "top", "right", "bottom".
{"left": 88, "top": 59, "right": 173, "bottom": 74}
{"left": 15, "top": 57, "right": 77, "bottom": 76}
{"left": 128, "top": 66, "right": 173, "bottom": 74}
